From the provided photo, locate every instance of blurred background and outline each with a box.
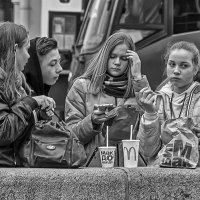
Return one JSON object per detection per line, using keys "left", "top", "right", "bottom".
{"left": 3, "top": 0, "right": 200, "bottom": 120}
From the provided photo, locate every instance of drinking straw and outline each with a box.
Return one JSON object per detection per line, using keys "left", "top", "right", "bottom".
{"left": 130, "top": 125, "right": 133, "bottom": 140}
{"left": 106, "top": 126, "right": 109, "bottom": 147}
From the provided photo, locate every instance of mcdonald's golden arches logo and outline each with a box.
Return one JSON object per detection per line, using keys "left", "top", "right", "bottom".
{"left": 123, "top": 147, "right": 136, "bottom": 160}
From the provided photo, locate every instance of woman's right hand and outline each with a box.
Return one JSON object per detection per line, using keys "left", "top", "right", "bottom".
{"left": 91, "top": 105, "right": 108, "bottom": 125}
{"left": 32, "top": 95, "right": 56, "bottom": 111}
{"left": 139, "top": 87, "right": 157, "bottom": 113}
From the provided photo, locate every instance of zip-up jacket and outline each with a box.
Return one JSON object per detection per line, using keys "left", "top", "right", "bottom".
{"left": 0, "top": 81, "right": 38, "bottom": 166}
{"left": 138, "top": 81, "right": 200, "bottom": 160}
{"left": 65, "top": 76, "right": 149, "bottom": 158}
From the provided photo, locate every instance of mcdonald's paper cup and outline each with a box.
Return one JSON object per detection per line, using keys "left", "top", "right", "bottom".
{"left": 99, "top": 146, "right": 116, "bottom": 168}
{"left": 122, "top": 140, "right": 140, "bottom": 168}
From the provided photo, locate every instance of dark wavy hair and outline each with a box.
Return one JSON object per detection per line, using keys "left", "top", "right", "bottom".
{"left": 36, "top": 37, "right": 58, "bottom": 56}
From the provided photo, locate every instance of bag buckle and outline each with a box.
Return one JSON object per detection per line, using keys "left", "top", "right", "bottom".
{"left": 46, "top": 145, "right": 56, "bottom": 150}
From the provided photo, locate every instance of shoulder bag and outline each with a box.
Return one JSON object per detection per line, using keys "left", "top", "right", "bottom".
{"left": 19, "top": 111, "right": 87, "bottom": 168}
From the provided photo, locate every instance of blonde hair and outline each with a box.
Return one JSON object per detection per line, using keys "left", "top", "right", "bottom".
{"left": 80, "top": 32, "right": 136, "bottom": 98}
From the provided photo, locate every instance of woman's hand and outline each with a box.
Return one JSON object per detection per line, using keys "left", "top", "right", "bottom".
{"left": 32, "top": 95, "right": 56, "bottom": 111}
{"left": 126, "top": 50, "right": 141, "bottom": 80}
{"left": 91, "top": 104, "right": 108, "bottom": 125}
{"left": 45, "top": 108, "right": 55, "bottom": 117}
{"left": 139, "top": 87, "right": 157, "bottom": 114}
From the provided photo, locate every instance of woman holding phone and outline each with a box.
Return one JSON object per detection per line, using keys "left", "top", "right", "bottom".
{"left": 65, "top": 32, "right": 148, "bottom": 160}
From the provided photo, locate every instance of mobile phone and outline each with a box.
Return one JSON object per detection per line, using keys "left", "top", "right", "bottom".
{"left": 93, "top": 104, "right": 115, "bottom": 112}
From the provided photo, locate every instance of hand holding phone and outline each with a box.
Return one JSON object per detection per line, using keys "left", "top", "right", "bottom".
{"left": 92, "top": 104, "right": 115, "bottom": 125}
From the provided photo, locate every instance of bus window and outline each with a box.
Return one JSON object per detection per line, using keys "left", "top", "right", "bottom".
{"left": 78, "top": 0, "right": 113, "bottom": 52}
{"left": 120, "top": 0, "right": 162, "bottom": 24}
{"left": 117, "top": 29, "right": 155, "bottom": 43}
{"left": 119, "top": 0, "right": 163, "bottom": 43}
{"left": 174, "top": 0, "right": 200, "bottom": 33}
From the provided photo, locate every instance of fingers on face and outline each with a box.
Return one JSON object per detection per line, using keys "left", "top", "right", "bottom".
{"left": 126, "top": 50, "right": 140, "bottom": 61}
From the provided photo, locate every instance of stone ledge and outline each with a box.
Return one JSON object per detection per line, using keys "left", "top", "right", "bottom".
{"left": 123, "top": 167, "right": 200, "bottom": 200}
{"left": 0, "top": 167, "right": 200, "bottom": 199}
{"left": 0, "top": 168, "right": 127, "bottom": 200}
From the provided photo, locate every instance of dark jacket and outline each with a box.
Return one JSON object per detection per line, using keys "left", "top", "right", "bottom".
{"left": 23, "top": 37, "right": 51, "bottom": 96}
{"left": 0, "top": 81, "right": 38, "bottom": 167}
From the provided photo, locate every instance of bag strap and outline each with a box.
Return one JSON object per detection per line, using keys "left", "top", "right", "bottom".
{"left": 51, "top": 109, "right": 67, "bottom": 126}
{"left": 185, "top": 84, "right": 200, "bottom": 117}
{"left": 85, "top": 146, "right": 99, "bottom": 167}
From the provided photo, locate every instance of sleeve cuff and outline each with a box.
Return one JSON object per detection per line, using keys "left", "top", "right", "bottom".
{"left": 132, "top": 75, "right": 149, "bottom": 92}
{"left": 144, "top": 111, "right": 158, "bottom": 121}
{"left": 22, "top": 96, "right": 38, "bottom": 111}
{"left": 90, "top": 114, "right": 103, "bottom": 131}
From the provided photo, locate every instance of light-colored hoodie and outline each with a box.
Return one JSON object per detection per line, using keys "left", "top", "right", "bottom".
{"left": 138, "top": 81, "right": 200, "bottom": 159}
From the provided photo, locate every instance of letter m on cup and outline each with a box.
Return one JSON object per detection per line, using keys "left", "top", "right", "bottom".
{"left": 124, "top": 147, "right": 136, "bottom": 160}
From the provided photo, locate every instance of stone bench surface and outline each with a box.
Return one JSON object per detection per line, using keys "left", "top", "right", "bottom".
{"left": 0, "top": 167, "right": 200, "bottom": 200}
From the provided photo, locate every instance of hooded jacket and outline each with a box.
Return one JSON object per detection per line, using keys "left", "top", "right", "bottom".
{"left": 23, "top": 38, "right": 51, "bottom": 96}
{"left": 138, "top": 81, "right": 200, "bottom": 159}
{"left": 0, "top": 77, "right": 38, "bottom": 166}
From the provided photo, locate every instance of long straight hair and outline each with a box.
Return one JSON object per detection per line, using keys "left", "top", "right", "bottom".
{"left": 79, "top": 32, "right": 136, "bottom": 98}
{"left": 0, "top": 22, "right": 29, "bottom": 102}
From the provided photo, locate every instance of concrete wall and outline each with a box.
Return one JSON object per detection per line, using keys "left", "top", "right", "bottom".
{"left": 1, "top": 167, "right": 200, "bottom": 199}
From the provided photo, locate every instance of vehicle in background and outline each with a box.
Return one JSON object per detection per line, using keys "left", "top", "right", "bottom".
{"left": 69, "top": 0, "right": 200, "bottom": 90}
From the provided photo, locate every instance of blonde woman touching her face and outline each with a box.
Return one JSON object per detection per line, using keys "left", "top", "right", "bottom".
{"left": 65, "top": 32, "right": 149, "bottom": 159}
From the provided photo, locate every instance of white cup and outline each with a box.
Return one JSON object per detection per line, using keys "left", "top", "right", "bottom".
{"left": 122, "top": 140, "right": 140, "bottom": 168}
{"left": 99, "top": 146, "right": 116, "bottom": 168}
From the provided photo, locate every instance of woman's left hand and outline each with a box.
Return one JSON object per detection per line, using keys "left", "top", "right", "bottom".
{"left": 126, "top": 50, "right": 141, "bottom": 80}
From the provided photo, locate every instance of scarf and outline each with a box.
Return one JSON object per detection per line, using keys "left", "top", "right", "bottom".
{"left": 103, "top": 73, "right": 129, "bottom": 98}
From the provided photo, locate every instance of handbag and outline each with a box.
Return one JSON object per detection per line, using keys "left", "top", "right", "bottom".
{"left": 19, "top": 111, "right": 87, "bottom": 168}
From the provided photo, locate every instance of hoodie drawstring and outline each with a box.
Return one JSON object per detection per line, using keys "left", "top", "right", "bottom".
{"left": 169, "top": 93, "right": 187, "bottom": 119}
